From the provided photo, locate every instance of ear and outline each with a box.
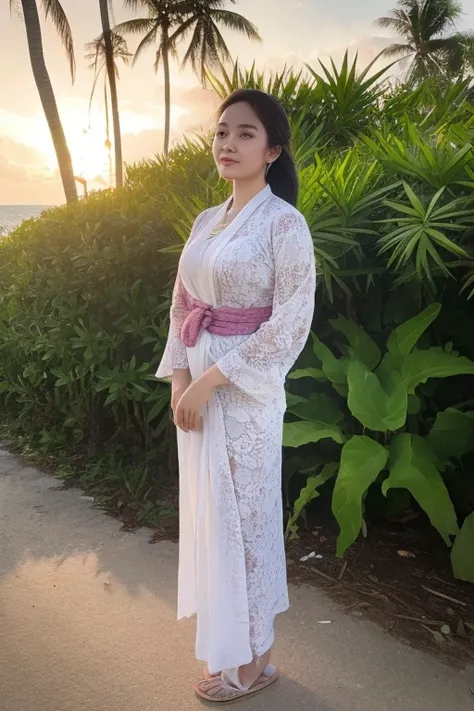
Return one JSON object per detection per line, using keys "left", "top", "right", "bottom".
{"left": 266, "top": 145, "right": 282, "bottom": 163}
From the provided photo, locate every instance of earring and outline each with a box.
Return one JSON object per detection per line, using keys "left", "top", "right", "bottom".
{"left": 265, "top": 162, "right": 273, "bottom": 179}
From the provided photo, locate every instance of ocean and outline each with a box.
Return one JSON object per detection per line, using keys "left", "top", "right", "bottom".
{"left": 0, "top": 205, "right": 50, "bottom": 236}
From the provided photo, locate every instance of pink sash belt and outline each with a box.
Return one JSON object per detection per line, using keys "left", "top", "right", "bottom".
{"left": 179, "top": 282, "right": 272, "bottom": 348}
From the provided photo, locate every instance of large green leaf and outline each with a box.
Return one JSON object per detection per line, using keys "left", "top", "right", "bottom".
{"left": 427, "top": 408, "right": 474, "bottom": 466}
{"left": 312, "top": 334, "right": 348, "bottom": 385}
{"left": 347, "top": 359, "right": 407, "bottom": 431}
{"left": 387, "top": 303, "right": 441, "bottom": 361}
{"left": 288, "top": 393, "right": 344, "bottom": 424}
{"left": 451, "top": 513, "right": 474, "bottom": 583}
{"left": 329, "top": 315, "right": 381, "bottom": 370}
{"left": 384, "top": 434, "right": 459, "bottom": 545}
{"left": 283, "top": 420, "right": 345, "bottom": 447}
{"left": 333, "top": 435, "right": 388, "bottom": 557}
{"left": 286, "top": 392, "right": 307, "bottom": 408}
{"left": 402, "top": 348, "right": 474, "bottom": 394}
{"left": 288, "top": 368, "right": 326, "bottom": 381}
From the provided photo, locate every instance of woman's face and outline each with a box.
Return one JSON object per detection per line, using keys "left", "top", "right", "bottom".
{"left": 213, "top": 101, "right": 281, "bottom": 183}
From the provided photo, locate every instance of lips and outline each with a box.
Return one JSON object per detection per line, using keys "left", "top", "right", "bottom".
{"left": 220, "top": 157, "right": 238, "bottom": 165}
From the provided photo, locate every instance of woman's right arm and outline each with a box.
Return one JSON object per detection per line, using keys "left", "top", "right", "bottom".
{"left": 155, "top": 208, "right": 215, "bottom": 407}
{"left": 168, "top": 276, "right": 192, "bottom": 415}
{"left": 155, "top": 273, "right": 191, "bottom": 381}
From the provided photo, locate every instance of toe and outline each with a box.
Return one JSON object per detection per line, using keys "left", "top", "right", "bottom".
{"left": 197, "top": 677, "right": 236, "bottom": 700}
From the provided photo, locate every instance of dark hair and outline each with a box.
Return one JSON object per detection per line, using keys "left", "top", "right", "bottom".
{"left": 217, "top": 89, "right": 299, "bottom": 207}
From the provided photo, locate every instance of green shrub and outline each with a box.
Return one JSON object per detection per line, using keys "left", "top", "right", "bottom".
{"left": 284, "top": 305, "right": 474, "bottom": 580}
{"left": 2, "top": 61, "right": 474, "bottom": 579}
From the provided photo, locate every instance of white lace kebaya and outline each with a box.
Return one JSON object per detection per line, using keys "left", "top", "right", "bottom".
{"left": 156, "top": 184, "right": 316, "bottom": 674}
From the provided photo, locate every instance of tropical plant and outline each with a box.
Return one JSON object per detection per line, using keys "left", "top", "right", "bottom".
{"left": 86, "top": 3, "right": 132, "bottom": 188}
{"left": 376, "top": 0, "right": 466, "bottom": 84}
{"left": 207, "top": 52, "right": 395, "bottom": 148}
{"left": 379, "top": 76, "right": 474, "bottom": 135}
{"left": 283, "top": 305, "right": 474, "bottom": 580}
{"left": 206, "top": 60, "right": 306, "bottom": 108}
{"left": 9, "top": 0, "right": 77, "bottom": 201}
{"left": 304, "top": 51, "right": 395, "bottom": 146}
{"left": 2, "top": 55, "right": 474, "bottom": 583}
{"left": 116, "top": 0, "right": 260, "bottom": 155}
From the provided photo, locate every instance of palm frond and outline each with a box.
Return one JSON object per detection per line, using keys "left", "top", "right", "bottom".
{"left": 420, "top": 0, "right": 463, "bottom": 39}
{"left": 202, "top": 22, "right": 231, "bottom": 68}
{"left": 380, "top": 42, "right": 415, "bottom": 59}
{"left": 114, "top": 17, "right": 155, "bottom": 37}
{"left": 85, "top": 32, "right": 132, "bottom": 72}
{"left": 375, "top": 11, "right": 412, "bottom": 37}
{"left": 42, "top": 0, "right": 76, "bottom": 81}
{"left": 428, "top": 35, "right": 464, "bottom": 73}
{"left": 134, "top": 26, "right": 159, "bottom": 66}
{"left": 122, "top": 0, "right": 160, "bottom": 13}
{"left": 153, "top": 44, "right": 164, "bottom": 72}
{"left": 88, "top": 66, "right": 104, "bottom": 119}
{"left": 397, "top": 0, "right": 418, "bottom": 9}
{"left": 456, "top": 31, "right": 474, "bottom": 71}
{"left": 85, "top": 39, "right": 103, "bottom": 73}
{"left": 184, "top": 21, "right": 231, "bottom": 81}
{"left": 9, "top": 0, "right": 22, "bottom": 15}
{"left": 168, "top": 15, "right": 199, "bottom": 46}
{"left": 202, "top": 10, "right": 261, "bottom": 41}
{"left": 181, "top": 21, "right": 203, "bottom": 70}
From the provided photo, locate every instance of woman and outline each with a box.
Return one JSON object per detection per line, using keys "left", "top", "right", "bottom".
{"left": 156, "top": 89, "right": 316, "bottom": 703}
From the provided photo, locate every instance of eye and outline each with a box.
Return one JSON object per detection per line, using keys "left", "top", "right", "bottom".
{"left": 241, "top": 132, "right": 253, "bottom": 139}
{"left": 215, "top": 130, "right": 226, "bottom": 138}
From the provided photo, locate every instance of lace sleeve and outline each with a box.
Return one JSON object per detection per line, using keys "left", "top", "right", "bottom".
{"left": 155, "top": 210, "right": 213, "bottom": 380}
{"left": 216, "top": 210, "right": 316, "bottom": 403}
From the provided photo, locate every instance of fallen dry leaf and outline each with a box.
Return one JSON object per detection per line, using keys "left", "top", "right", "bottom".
{"left": 397, "top": 550, "right": 416, "bottom": 558}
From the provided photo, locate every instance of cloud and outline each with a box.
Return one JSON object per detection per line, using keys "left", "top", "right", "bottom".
{"left": 120, "top": 87, "right": 219, "bottom": 163}
{"left": 0, "top": 136, "right": 52, "bottom": 186}
{"left": 262, "top": 35, "right": 395, "bottom": 76}
{"left": 122, "top": 129, "right": 166, "bottom": 164}
{"left": 0, "top": 136, "right": 44, "bottom": 166}
{"left": 175, "top": 86, "right": 220, "bottom": 132}
{"left": 0, "top": 136, "right": 64, "bottom": 204}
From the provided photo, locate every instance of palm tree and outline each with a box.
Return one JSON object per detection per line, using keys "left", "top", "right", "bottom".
{"left": 86, "top": 4, "right": 131, "bottom": 188}
{"left": 455, "top": 30, "right": 474, "bottom": 77}
{"left": 376, "top": 0, "right": 464, "bottom": 84}
{"left": 116, "top": 0, "right": 261, "bottom": 156}
{"left": 10, "top": 0, "right": 78, "bottom": 202}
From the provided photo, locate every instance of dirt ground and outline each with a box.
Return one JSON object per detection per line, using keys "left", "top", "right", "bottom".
{"left": 285, "top": 512, "right": 474, "bottom": 668}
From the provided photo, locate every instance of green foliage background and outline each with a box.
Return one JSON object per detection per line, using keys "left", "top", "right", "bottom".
{"left": 2, "top": 55, "right": 474, "bottom": 579}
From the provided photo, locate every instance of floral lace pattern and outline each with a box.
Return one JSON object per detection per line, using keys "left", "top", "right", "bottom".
{"left": 155, "top": 193, "right": 316, "bottom": 671}
{"left": 156, "top": 208, "right": 215, "bottom": 378}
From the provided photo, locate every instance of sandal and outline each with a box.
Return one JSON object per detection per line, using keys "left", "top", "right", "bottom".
{"left": 194, "top": 664, "right": 279, "bottom": 704}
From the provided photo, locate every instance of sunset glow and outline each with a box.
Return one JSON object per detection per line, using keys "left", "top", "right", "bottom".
{"left": 2, "top": 0, "right": 474, "bottom": 204}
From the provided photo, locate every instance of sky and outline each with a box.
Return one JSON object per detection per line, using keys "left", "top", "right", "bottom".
{"left": 2, "top": 0, "right": 474, "bottom": 205}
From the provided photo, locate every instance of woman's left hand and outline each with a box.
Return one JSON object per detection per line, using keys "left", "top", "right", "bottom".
{"left": 175, "top": 379, "right": 211, "bottom": 433}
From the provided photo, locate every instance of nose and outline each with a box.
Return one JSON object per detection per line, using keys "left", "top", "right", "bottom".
{"left": 223, "top": 138, "right": 237, "bottom": 153}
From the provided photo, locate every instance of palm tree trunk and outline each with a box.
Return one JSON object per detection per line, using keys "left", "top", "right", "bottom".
{"left": 99, "top": 0, "right": 123, "bottom": 187}
{"left": 162, "top": 26, "right": 171, "bottom": 156}
{"left": 104, "top": 82, "right": 113, "bottom": 187}
{"left": 20, "top": 0, "right": 77, "bottom": 202}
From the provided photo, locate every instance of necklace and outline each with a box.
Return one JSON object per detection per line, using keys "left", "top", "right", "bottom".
{"left": 208, "top": 203, "right": 238, "bottom": 239}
